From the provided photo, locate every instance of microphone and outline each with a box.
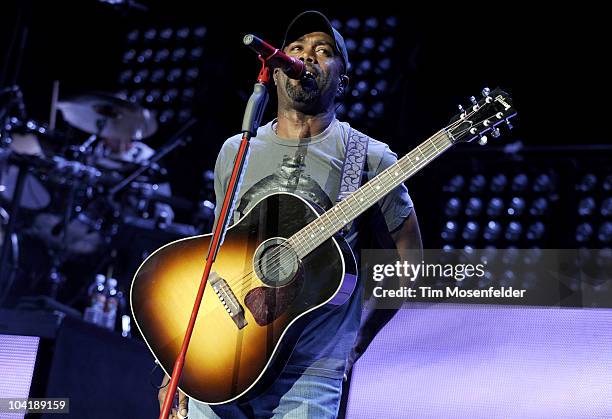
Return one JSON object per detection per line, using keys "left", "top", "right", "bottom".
{"left": 243, "top": 34, "right": 305, "bottom": 79}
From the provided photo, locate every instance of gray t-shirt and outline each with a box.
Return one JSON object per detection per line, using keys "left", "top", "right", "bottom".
{"left": 214, "top": 118, "right": 413, "bottom": 379}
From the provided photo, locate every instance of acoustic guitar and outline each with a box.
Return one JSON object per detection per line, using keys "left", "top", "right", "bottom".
{"left": 130, "top": 88, "right": 517, "bottom": 404}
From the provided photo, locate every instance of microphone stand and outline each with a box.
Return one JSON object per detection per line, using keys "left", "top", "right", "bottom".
{"left": 159, "top": 58, "right": 270, "bottom": 419}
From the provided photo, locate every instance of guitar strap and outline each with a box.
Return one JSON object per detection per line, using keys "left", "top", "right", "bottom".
{"left": 336, "top": 128, "right": 370, "bottom": 236}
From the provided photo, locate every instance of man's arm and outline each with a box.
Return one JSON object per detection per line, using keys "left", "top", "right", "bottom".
{"left": 346, "top": 209, "right": 423, "bottom": 377}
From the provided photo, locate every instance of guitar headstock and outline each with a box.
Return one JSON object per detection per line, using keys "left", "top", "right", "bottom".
{"left": 446, "top": 87, "right": 517, "bottom": 146}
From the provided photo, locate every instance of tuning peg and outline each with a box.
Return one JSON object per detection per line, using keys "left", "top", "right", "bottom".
{"left": 470, "top": 96, "right": 478, "bottom": 106}
{"left": 481, "top": 87, "right": 491, "bottom": 97}
{"left": 457, "top": 104, "right": 467, "bottom": 118}
{"left": 491, "top": 127, "right": 501, "bottom": 138}
{"left": 478, "top": 135, "right": 488, "bottom": 146}
{"left": 505, "top": 119, "right": 514, "bottom": 130}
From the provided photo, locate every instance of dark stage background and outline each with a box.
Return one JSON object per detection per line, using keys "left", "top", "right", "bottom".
{"left": 1, "top": 1, "right": 599, "bottom": 222}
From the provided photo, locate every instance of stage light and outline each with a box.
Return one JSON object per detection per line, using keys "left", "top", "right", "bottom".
{"left": 526, "top": 222, "right": 545, "bottom": 241}
{"left": 500, "top": 270, "right": 515, "bottom": 287}
{"left": 603, "top": 174, "right": 612, "bottom": 191}
{"left": 176, "top": 27, "right": 190, "bottom": 40}
{"left": 578, "top": 197, "right": 596, "bottom": 216}
{"left": 356, "top": 60, "right": 372, "bottom": 77}
{"left": 154, "top": 49, "right": 170, "bottom": 63}
{"left": 344, "top": 38, "right": 358, "bottom": 54}
{"left": 598, "top": 222, "right": 612, "bottom": 243}
{"left": 364, "top": 17, "right": 379, "bottom": 32}
{"left": 444, "top": 175, "right": 465, "bottom": 193}
{"left": 465, "top": 197, "right": 483, "bottom": 217}
{"left": 508, "top": 197, "right": 526, "bottom": 216}
{"left": 385, "top": 16, "right": 398, "bottom": 29}
{"left": 182, "top": 88, "right": 195, "bottom": 101}
{"left": 126, "top": 29, "right": 139, "bottom": 43}
{"left": 190, "top": 47, "right": 204, "bottom": 60}
{"left": 575, "top": 223, "right": 593, "bottom": 243}
{"left": 123, "top": 49, "right": 136, "bottom": 63}
{"left": 171, "top": 48, "right": 187, "bottom": 62}
{"left": 462, "top": 221, "right": 479, "bottom": 242}
{"left": 441, "top": 221, "right": 458, "bottom": 241}
{"left": 374, "top": 80, "right": 388, "bottom": 95}
{"left": 502, "top": 247, "right": 520, "bottom": 265}
{"left": 601, "top": 197, "right": 612, "bottom": 217}
{"left": 469, "top": 175, "right": 486, "bottom": 193}
{"left": 368, "top": 102, "right": 385, "bottom": 120}
{"left": 490, "top": 174, "right": 507, "bottom": 193}
{"left": 521, "top": 271, "right": 538, "bottom": 289}
{"left": 445, "top": 197, "right": 462, "bottom": 217}
{"left": 185, "top": 67, "right": 199, "bottom": 82}
{"left": 348, "top": 102, "right": 366, "bottom": 119}
{"left": 353, "top": 80, "right": 369, "bottom": 98}
{"left": 145, "top": 89, "right": 161, "bottom": 104}
{"left": 129, "top": 89, "right": 146, "bottom": 103}
{"left": 150, "top": 68, "right": 165, "bottom": 83}
{"left": 159, "top": 28, "right": 173, "bottom": 41}
{"left": 193, "top": 26, "right": 207, "bottom": 39}
{"left": 486, "top": 197, "right": 504, "bottom": 217}
{"left": 577, "top": 173, "right": 597, "bottom": 192}
{"left": 143, "top": 28, "right": 156, "bottom": 42}
{"left": 359, "top": 37, "right": 376, "bottom": 54}
{"left": 505, "top": 221, "right": 522, "bottom": 242}
{"left": 133, "top": 69, "right": 149, "bottom": 84}
{"left": 345, "top": 18, "right": 361, "bottom": 35}
{"left": 161, "top": 88, "right": 178, "bottom": 104}
{"left": 159, "top": 109, "right": 174, "bottom": 124}
{"left": 375, "top": 58, "right": 392, "bottom": 74}
{"left": 166, "top": 68, "right": 182, "bottom": 83}
{"left": 379, "top": 36, "right": 394, "bottom": 54}
{"left": 511, "top": 173, "right": 529, "bottom": 192}
{"left": 529, "top": 197, "right": 548, "bottom": 216}
{"left": 533, "top": 173, "right": 554, "bottom": 192}
{"left": 483, "top": 220, "right": 502, "bottom": 241}
{"left": 136, "top": 48, "right": 153, "bottom": 63}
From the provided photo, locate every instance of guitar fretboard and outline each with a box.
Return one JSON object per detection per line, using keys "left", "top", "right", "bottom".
{"left": 288, "top": 129, "right": 454, "bottom": 257}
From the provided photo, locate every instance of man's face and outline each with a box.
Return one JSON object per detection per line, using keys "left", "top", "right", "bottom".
{"left": 277, "top": 31, "right": 344, "bottom": 113}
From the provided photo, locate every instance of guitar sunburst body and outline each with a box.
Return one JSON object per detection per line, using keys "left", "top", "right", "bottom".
{"left": 131, "top": 192, "right": 357, "bottom": 404}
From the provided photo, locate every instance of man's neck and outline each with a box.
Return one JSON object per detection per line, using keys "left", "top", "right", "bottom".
{"left": 275, "top": 109, "right": 335, "bottom": 140}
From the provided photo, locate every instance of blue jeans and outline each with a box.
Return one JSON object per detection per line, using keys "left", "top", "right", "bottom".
{"left": 188, "top": 371, "right": 343, "bottom": 418}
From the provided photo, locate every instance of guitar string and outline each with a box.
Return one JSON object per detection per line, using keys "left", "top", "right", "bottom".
{"left": 223, "top": 114, "right": 487, "bottom": 297}
{"left": 227, "top": 130, "right": 450, "bottom": 298}
{"left": 222, "top": 108, "right": 490, "bottom": 297}
{"left": 200, "top": 106, "right": 501, "bottom": 311}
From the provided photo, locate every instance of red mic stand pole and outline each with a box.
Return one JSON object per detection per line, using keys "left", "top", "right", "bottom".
{"left": 159, "top": 58, "right": 271, "bottom": 419}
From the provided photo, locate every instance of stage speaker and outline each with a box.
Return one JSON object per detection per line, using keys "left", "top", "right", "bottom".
{"left": 0, "top": 309, "right": 163, "bottom": 418}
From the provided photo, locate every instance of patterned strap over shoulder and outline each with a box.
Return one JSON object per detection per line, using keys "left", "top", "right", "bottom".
{"left": 336, "top": 128, "right": 370, "bottom": 204}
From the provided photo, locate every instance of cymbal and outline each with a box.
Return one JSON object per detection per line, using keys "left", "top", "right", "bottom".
{"left": 57, "top": 92, "right": 158, "bottom": 140}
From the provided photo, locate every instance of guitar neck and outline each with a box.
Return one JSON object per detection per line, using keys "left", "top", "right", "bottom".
{"left": 288, "top": 129, "right": 454, "bottom": 257}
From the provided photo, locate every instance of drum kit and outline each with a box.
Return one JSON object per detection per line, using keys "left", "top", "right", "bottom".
{"left": 0, "top": 91, "right": 209, "bottom": 307}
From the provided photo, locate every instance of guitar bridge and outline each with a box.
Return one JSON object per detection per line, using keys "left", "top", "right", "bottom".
{"left": 209, "top": 274, "right": 247, "bottom": 329}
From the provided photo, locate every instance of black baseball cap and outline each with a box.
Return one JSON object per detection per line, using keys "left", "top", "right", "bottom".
{"left": 281, "top": 10, "right": 350, "bottom": 72}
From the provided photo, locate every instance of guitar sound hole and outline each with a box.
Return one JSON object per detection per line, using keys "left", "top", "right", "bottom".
{"left": 253, "top": 238, "right": 300, "bottom": 287}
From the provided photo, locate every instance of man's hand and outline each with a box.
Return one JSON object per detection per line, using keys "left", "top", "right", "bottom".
{"left": 158, "top": 374, "right": 189, "bottom": 419}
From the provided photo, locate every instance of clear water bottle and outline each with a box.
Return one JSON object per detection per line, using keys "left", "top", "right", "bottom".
{"left": 102, "top": 278, "right": 119, "bottom": 331}
{"left": 84, "top": 274, "right": 106, "bottom": 326}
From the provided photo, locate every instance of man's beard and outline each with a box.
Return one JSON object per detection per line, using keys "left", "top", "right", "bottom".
{"left": 285, "top": 76, "right": 324, "bottom": 105}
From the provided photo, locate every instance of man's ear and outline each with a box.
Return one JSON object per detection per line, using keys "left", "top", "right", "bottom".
{"left": 273, "top": 68, "right": 281, "bottom": 86}
{"left": 339, "top": 74, "right": 350, "bottom": 91}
